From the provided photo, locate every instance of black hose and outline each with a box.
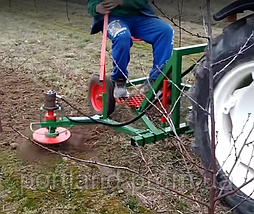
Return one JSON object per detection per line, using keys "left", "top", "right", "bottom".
{"left": 60, "top": 94, "right": 160, "bottom": 127}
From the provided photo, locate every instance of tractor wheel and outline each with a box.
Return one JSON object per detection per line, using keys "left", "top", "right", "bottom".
{"left": 189, "top": 14, "right": 254, "bottom": 213}
{"left": 88, "top": 74, "right": 115, "bottom": 116}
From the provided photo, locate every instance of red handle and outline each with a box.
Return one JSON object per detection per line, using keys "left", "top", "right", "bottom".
{"left": 99, "top": 14, "right": 109, "bottom": 84}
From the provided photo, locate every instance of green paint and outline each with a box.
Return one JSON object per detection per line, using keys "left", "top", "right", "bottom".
{"left": 126, "top": 77, "right": 147, "bottom": 87}
{"left": 102, "top": 92, "right": 107, "bottom": 119}
{"left": 171, "top": 50, "right": 182, "bottom": 128}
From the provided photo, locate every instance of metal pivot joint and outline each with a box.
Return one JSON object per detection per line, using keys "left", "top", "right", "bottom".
{"left": 43, "top": 90, "right": 59, "bottom": 111}
{"left": 31, "top": 90, "right": 71, "bottom": 145}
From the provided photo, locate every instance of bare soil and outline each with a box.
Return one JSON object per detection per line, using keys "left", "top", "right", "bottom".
{"left": 0, "top": 68, "right": 137, "bottom": 213}
{"left": 0, "top": 68, "right": 107, "bottom": 159}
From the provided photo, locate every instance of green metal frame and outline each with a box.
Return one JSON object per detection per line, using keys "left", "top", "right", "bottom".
{"left": 32, "top": 44, "right": 206, "bottom": 146}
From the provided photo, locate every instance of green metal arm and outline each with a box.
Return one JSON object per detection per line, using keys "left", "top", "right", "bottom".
{"left": 138, "top": 43, "right": 206, "bottom": 128}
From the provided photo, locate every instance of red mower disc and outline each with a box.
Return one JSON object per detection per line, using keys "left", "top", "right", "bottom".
{"left": 33, "top": 127, "right": 71, "bottom": 145}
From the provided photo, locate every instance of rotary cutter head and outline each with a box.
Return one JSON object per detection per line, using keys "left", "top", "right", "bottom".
{"left": 32, "top": 90, "right": 71, "bottom": 145}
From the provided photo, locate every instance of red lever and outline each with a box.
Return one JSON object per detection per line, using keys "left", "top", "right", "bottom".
{"left": 161, "top": 79, "right": 169, "bottom": 124}
{"left": 99, "top": 14, "right": 109, "bottom": 93}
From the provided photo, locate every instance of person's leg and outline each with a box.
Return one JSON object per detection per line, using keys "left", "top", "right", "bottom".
{"left": 131, "top": 16, "right": 174, "bottom": 80}
{"left": 107, "top": 16, "right": 133, "bottom": 98}
{"left": 107, "top": 16, "right": 133, "bottom": 81}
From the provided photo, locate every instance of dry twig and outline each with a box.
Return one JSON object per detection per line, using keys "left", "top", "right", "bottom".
{"left": 152, "top": 1, "right": 208, "bottom": 39}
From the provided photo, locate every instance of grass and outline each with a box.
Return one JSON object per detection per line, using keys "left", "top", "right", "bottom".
{"left": 0, "top": 147, "right": 138, "bottom": 213}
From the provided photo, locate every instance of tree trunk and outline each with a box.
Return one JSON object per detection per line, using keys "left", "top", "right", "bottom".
{"left": 0, "top": 106, "right": 2, "bottom": 133}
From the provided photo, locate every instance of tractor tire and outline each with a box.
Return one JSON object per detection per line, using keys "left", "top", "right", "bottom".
{"left": 189, "top": 14, "right": 254, "bottom": 214}
{"left": 88, "top": 74, "right": 115, "bottom": 116}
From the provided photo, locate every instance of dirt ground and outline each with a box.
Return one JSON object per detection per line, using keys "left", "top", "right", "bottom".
{"left": 0, "top": 0, "right": 238, "bottom": 213}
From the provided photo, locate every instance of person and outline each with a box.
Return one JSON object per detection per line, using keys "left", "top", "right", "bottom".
{"left": 87, "top": 0, "right": 174, "bottom": 98}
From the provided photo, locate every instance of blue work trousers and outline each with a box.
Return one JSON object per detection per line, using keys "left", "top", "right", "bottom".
{"left": 107, "top": 15, "right": 174, "bottom": 81}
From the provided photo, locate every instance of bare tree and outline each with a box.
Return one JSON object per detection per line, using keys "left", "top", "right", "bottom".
{"left": 177, "top": 0, "right": 185, "bottom": 47}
